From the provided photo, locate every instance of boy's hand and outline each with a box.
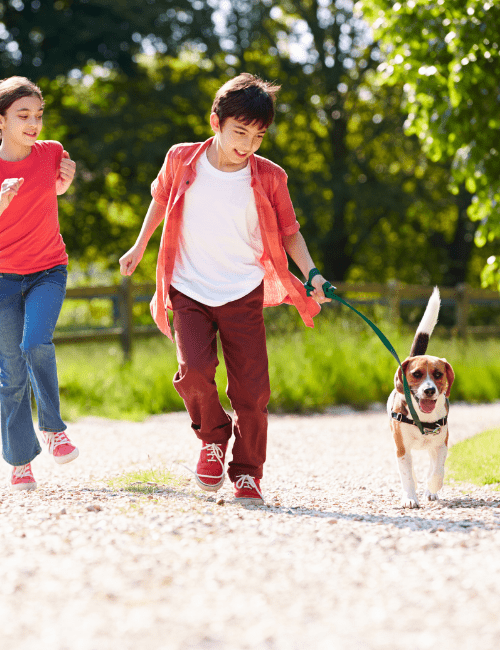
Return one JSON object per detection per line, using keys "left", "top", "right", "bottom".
{"left": 0, "top": 177, "right": 24, "bottom": 210}
{"left": 119, "top": 245, "right": 144, "bottom": 276}
{"left": 56, "top": 150, "right": 76, "bottom": 195}
{"left": 309, "top": 273, "right": 332, "bottom": 304}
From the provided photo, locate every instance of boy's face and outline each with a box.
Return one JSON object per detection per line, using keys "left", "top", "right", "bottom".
{"left": 0, "top": 95, "right": 43, "bottom": 150}
{"left": 210, "top": 114, "right": 267, "bottom": 169}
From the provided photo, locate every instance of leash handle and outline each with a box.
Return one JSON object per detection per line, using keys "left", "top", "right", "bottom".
{"left": 304, "top": 269, "right": 425, "bottom": 435}
{"left": 305, "top": 268, "right": 337, "bottom": 298}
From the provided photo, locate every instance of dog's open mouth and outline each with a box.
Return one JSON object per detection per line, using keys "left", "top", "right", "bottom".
{"left": 416, "top": 397, "right": 437, "bottom": 414}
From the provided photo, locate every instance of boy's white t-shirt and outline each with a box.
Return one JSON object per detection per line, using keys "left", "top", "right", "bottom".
{"left": 170, "top": 151, "right": 265, "bottom": 306}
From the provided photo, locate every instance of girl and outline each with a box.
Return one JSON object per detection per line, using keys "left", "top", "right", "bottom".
{"left": 0, "top": 76, "right": 78, "bottom": 490}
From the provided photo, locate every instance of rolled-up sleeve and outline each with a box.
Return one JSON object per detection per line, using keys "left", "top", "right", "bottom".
{"left": 151, "top": 148, "right": 175, "bottom": 206}
{"left": 273, "top": 168, "right": 300, "bottom": 236}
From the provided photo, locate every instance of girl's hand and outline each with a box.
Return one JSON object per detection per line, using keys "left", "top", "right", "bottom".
{"left": 56, "top": 150, "right": 76, "bottom": 195}
{"left": 119, "top": 245, "right": 144, "bottom": 276}
{"left": 0, "top": 177, "right": 24, "bottom": 210}
{"left": 310, "top": 273, "right": 332, "bottom": 304}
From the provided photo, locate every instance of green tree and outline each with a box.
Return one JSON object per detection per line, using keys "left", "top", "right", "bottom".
{"left": 0, "top": 0, "right": 217, "bottom": 78}
{"left": 360, "top": 0, "right": 500, "bottom": 289}
{"left": 340, "top": 79, "right": 481, "bottom": 287}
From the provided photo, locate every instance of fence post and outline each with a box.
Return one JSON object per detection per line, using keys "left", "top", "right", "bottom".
{"left": 386, "top": 280, "right": 401, "bottom": 324}
{"left": 455, "top": 282, "right": 470, "bottom": 339}
{"left": 120, "top": 276, "right": 133, "bottom": 361}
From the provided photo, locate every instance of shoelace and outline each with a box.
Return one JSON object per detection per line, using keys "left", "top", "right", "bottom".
{"left": 43, "top": 431, "right": 71, "bottom": 454}
{"left": 177, "top": 442, "right": 225, "bottom": 480}
{"left": 235, "top": 474, "right": 264, "bottom": 501}
{"left": 13, "top": 464, "right": 34, "bottom": 479}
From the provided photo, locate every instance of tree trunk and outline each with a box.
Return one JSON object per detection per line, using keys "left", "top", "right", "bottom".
{"left": 320, "top": 116, "right": 353, "bottom": 280}
{"left": 442, "top": 185, "right": 474, "bottom": 286}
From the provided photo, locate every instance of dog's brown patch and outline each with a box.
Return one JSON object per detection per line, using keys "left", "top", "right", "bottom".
{"left": 391, "top": 391, "right": 409, "bottom": 416}
{"left": 392, "top": 422, "right": 406, "bottom": 458}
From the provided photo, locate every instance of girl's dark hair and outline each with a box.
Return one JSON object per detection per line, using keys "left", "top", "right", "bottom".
{"left": 0, "top": 76, "right": 44, "bottom": 143}
{"left": 212, "top": 73, "right": 281, "bottom": 130}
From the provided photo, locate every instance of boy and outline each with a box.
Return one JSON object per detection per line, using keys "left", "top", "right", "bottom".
{"left": 119, "top": 73, "right": 330, "bottom": 505}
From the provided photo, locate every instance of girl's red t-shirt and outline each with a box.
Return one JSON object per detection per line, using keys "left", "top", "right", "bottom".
{"left": 0, "top": 140, "right": 68, "bottom": 274}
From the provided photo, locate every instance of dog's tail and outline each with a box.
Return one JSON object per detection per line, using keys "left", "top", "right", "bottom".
{"left": 410, "top": 287, "right": 440, "bottom": 357}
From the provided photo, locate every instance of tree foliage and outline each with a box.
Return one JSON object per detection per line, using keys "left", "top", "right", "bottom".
{"left": 0, "top": 0, "right": 217, "bottom": 78}
{"left": 0, "top": 0, "right": 489, "bottom": 287}
{"left": 360, "top": 0, "right": 500, "bottom": 289}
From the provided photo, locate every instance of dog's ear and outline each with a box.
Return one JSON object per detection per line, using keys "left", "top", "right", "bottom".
{"left": 441, "top": 359, "right": 455, "bottom": 397}
{"left": 395, "top": 358, "right": 411, "bottom": 394}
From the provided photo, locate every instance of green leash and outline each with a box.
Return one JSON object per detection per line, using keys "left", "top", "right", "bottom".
{"left": 305, "top": 268, "right": 425, "bottom": 435}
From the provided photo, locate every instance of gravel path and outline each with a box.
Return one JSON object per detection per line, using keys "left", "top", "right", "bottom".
{"left": 1, "top": 403, "right": 500, "bottom": 650}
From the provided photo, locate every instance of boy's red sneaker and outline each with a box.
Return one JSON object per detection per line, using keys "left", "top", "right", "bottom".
{"left": 195, "top": 441, "right": 227, "bottom": 492}
{"left": 42, "top": 431, "right": 79, "bottom": 464}
{"left": 11, "top": 463, "right": 37, "bottom": 490}
{"left": 234, "top": 474, "right": 264, "bottom": 506}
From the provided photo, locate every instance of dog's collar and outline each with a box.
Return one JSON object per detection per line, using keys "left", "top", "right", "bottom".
{"left": 391, "top": 412, "right": 447, "bottom": 436}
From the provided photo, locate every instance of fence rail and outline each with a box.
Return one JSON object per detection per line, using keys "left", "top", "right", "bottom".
{"left": 54, "top": 277, "right": 500, "bottom": 359}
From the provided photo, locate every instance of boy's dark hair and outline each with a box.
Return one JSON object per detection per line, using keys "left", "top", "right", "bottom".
{"left": 0, "top": 76, "right": 44, "bottom": 143}
{"left": 212, "top": 73, "right": 281, "bottom": 130}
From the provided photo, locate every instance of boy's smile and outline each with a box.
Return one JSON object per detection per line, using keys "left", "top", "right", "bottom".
{"left": 208, "top": 114, "right": 267, "bottom": 172}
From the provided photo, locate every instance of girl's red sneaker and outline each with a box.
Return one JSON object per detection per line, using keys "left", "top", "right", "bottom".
{"left": 11, "top": 463, "right": 37, "bottom": 490}
{"left": 42, "top": 431, "right": 79, "bottom": 464}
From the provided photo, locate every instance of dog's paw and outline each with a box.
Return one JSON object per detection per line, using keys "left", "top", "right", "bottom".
{"left": 424, "top": 489, "right": 438, "bottom": 502}
{"left": 427, "top": 476, "right": 444, "bottom": 494}
{"left": 401, "top": 497, "right": 419, "bottom": 509}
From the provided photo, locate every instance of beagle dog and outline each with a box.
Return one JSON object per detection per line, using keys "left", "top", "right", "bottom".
{"left": 387, "top": 287, "right": 455, "bottom": 508}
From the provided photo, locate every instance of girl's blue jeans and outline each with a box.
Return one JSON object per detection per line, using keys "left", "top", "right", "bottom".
{"left": 0, "top": 265, "right": 67, "bottom": 466}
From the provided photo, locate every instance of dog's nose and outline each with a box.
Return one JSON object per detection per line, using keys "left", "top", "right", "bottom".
{"left": 424, "top": 387, "right": 436, "bottom": 397}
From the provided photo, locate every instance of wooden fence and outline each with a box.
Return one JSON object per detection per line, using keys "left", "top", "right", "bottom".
{"left": 54, "top": 277, "right": 500, "bottom": 360}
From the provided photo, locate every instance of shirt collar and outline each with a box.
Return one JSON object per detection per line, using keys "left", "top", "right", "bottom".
{"left": 187, "top": 137, "right": 261, "bottom": 180}
{"left": 185, "top": 137, "right": 214, "bottom": 170}
{"left": 249, "top": 152, "right": 268, "bottom": 197}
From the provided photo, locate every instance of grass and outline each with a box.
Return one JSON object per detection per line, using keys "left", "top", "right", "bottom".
{"left": 108, "top": 468, "right": 190, "bottom": 494}
{"left": 57, "top": 337, "right": 183, "bottom": 421}
{"left": 446, "top": 428, "right": 500, "bottom": 490}
{"left": 54, "top": 310, "right": 500, "bottom": 422}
